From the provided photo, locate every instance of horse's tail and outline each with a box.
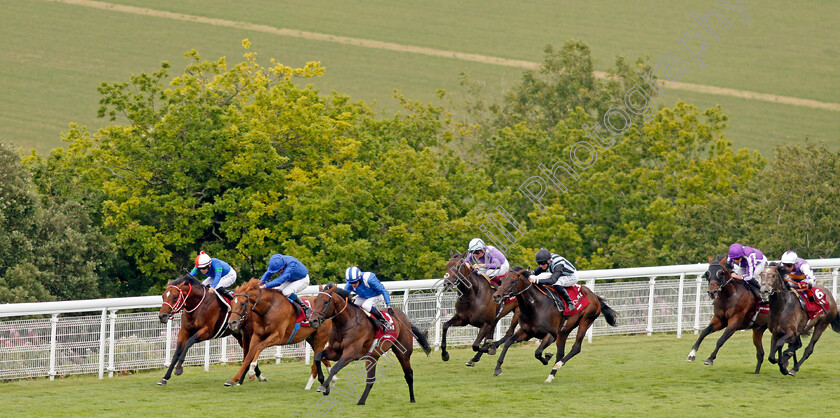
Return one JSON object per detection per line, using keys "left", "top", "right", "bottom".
{"left": 597, "top": 295, "right": 618, "bottom": 327}
{"left": 831, "top": 310, "right": 840, "bottom": 334}
{"left": 411, "top": 323, "right": 433, "bottom": 355}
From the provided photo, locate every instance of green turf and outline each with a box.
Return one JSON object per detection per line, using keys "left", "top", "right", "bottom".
{"left": 1, "top": 1, "right": 837, "bottom": 155}
{"left": 3, "top": 332, "right": 840, "bottom": 416}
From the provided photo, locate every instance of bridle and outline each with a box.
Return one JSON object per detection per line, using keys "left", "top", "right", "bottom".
{"left": 310, "top": 290, "right": 350, "bottom": 324}
{"left": 443, "top": 258, "right": 480, "bottom": 302}
{"left": 161, "top": 283, "right": 206, "bottom": 318}
{"left": 229, "top": 286, "right": 264, "bottom": 328}
{"left": 496, "top": 272, "right": 533, "bottom": 300}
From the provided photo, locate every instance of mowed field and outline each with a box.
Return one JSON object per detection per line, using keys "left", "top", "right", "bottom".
{"left": 1, "top": 0, "right": 838, "bottom": 155}
{"left": 3, "top": 333, "right": 840, "bottom": 417}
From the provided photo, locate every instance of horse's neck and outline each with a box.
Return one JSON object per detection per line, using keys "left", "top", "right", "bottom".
{"left": 515, "top": 284, "right": 546, "bottom": 315}
{"left": 331, "top": 300, "right": 365, "bottom": 332}
{"left": 458, "top": 273, "right": 488, "bottom": 298}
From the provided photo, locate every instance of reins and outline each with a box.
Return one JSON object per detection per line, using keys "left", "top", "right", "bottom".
{"left": 313, "top": 291, "right": 350, "bottom": 323}
{"left": 162, "top": 283, "right": 206, "bottom": 315}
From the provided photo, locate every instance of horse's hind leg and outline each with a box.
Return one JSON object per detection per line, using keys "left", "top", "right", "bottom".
{"left": 688, "top": 318, "right": 723, "bottom": 362}
{"left": 491, "top": 309, "right": 520, "bottom": 352}
{"left": 357, "top": 358, "right": 378, "bottom": 406}
{"left": 751, "top": 327, "right": 766, "bottom": 374}
{"left": 395, "top": 348, "right": 416, "bottom": 403}
{"left": 545, "top": 328, "right": 574, "bottom": 383}
{"left": 466, "top": 323, "right": 494, "bottom": 367}
{"left": 790, "top": 324, "right": 829, "bottom": 376}
{"left": 704, "top": 324, "right": 739, "bottom": 366}
{"left": 534, "top": 335, "right": 555, "bottom": 365}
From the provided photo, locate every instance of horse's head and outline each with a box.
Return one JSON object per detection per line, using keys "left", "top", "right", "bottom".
{"left": 309, "top": 284, "right": 350, "bottom": 329}
{"left": 705, "top": 255, "right": 728, "bottom": 299}
{"left": 158, "top": 275, "right": 200, "bottom": 323}
{"left": 758, "top": 263, "right": 784, "bottom": 303}
{"left": 493, "top": 267, "right": 531, "bottom": 304}
{"left": 443, "top": 252, "right": 474, "bottom": 292}
{"left": 228, "top": 279, "right": 261, "bottom": 331}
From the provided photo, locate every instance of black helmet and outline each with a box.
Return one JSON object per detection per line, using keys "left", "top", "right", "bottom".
{"left": 535, "top": 249, "right": 551, "bottom": 264}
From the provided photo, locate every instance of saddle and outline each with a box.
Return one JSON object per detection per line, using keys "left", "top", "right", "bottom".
{"left": 367, "top": 312, "right": 399, "bottom": 355}
{"left": 287, "top": 298, "right": 312, "bottom": 326}
{"left": 541, "top": 284, "right": 587, "bottom": 316}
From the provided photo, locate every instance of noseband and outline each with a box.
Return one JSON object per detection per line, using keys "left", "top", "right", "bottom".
{"left": 497, "top": 273, "right": 533, "bottom": 299}
{"left": 229, "top": 286, "right": 264, "bottom": 326}
{"left": 161, "top": 283, "right": 206, "bottom": 317}
{"left": 310, "top": 291, "right": 349, "bottom": 324}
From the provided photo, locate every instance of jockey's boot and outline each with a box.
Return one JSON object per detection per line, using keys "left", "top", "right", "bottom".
{"left": 370, "top": 307, "right": 389, "bottom": 332}
{"left": 290, "top": 294, "right": 312, "bottom": 319}
{"left": 217, "top": 287, "right": 233, "bottom": 300}
{"left": 553, "top": 285, "right": 576, "bottom": 312}
{"left": 745, "top": 279, "right": 762, "bottom": 301}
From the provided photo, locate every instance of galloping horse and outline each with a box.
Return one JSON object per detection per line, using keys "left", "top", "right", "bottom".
{"left": 687, "top": 256, "right": 768, "bottom": 373}
{"left": 157, "top": 274, "right": 265, "bottom": 385}
{"left": 440, "top": 251, "right": 520, "bottom": 366}
{"left": 758, "top": 264, "right": 840, "bottom": 376}
{"left": 227, "top": 279, "right": 333, "bottom": 388}
{"left": 309, "top": 284, "right": 432, "bottom": 405}
{"left": 491, "top": 268, "right": 617, "bottom": 382}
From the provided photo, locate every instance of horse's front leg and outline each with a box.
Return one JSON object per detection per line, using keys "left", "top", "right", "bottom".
{"left": 688, "top": 317, "right": 723, "bottom": 362}
{"left": 317, "top": 355, "right": 354, "bottom": 396}
{"left": 441, "top": 315, "right": 466, "bottom": 362}
{"left": 491, "top": 309, "right": 520, "bottom": 353}
{"left": 494, "top": 328, "right": 530, "bottom": 377}
{"left": 773, "top": 333, "right": 794, "bottom": 376}
{"left": 158, "top": 331, "right": 193, "bottom": 385}
{"left": 704, "top": 323, "right": 740, "bottom": 366}
{"left": 314, "top": 344, "right": 340, "bottom": 388}
{"left": 534, "top": 334, "right": 555, "bottom": 365}
{"left": 751, "top": 326, "right": 766, "bottom": 374}
{"left": 790, "top": 324, "right": 829, "bottom": 376}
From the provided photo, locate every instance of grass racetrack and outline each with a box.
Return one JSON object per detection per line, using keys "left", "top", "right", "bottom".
{"left": 3, "top": 332, "right": 840, "bottom": 417}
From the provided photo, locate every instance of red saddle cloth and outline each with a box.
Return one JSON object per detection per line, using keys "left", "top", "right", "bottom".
{"left": 548, "top": 284, "right": 590, "bottom": 316}
{"left": 373, "top": 312, "right": 399, "bottom": 342}
{"left": 801, "top": 288, "right": 830, "bottom": 320}
{"left": 294, "top": 299, "right": 312, "bottom": 327}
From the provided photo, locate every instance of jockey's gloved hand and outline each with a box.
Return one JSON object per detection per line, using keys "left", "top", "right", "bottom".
{"left": 388, "top": 307, "right": 395, "bottom": 315}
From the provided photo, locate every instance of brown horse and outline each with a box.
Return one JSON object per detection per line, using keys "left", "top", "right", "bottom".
{"left": 309, "top": 284, "right": 432, "bottom": 405}
{"left": 491, "top": 268, "right": 617, "bottom": 382}
{"left": 227, "top": 279, "right": 333, "bottom": 387}
{"left": 440, "top": 251, "right": 520, "bottom": 366}
{"left": 758, "top": 264, "right": 840, "bottom": 376}
{"left": 686, "top": 256, "right": 768, "bottom": 373}
{"left": 157, "top": 274, "right": 265, "bottom": 385}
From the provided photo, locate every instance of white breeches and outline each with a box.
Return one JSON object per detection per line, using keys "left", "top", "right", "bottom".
{"left": 477, "top": 260, "right": 510, "bottom": 278}
{"left": 277, "top": 275, "right": 310, "bottom": 296}
{"left": 202, "top": 269, "right": 237, "bottom": 288}
{"left": 533, "top": 272, "right": 579, "bottom": 287}
{"left": 353, "top": 295, "right": 385, "bottom": 312}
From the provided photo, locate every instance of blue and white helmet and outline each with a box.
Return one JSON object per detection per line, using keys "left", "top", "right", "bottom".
{"left": 345, "top": 266, "right": 362, "bottom": 284}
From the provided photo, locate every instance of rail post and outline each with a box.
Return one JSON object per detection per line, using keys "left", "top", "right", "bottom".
{"left": 677, "top": 273, "right": 685, "bottom": 338}
{"left": 646, "top": 277, "right": 656, "bottom": 336}
{"left": 98, "top": 308, "right": 107, "bottom": 379}
{"left": 48, "top": 314, "right": 58, "bottom": 380}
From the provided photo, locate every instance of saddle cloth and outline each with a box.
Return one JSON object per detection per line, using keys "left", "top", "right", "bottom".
{"left": 800, "top": 287, "right": 830, "bottom": 320}
{"left": 547, "top": 284, "right": 589, "bottom": 316}
{"left": 293, "top": 299, "right": 312, "bottom": 327}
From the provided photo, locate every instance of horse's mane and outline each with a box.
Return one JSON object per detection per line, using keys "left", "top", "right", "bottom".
{"left": 323, "top": 283, "right": 352, "bottom": 299}
{"left": 511, "top": 266, "right": 532, "bottom": 277}
{"left": 234, "top": 278, "right": 261, "bottom": 293}
{"left": 170, "top": 275, "right": 202, "bottom": 286}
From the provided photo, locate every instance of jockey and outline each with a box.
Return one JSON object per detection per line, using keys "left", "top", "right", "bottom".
{"left": 344, "top": 266, "right": 393, "bottom": 331}
{"left": 465, "top": 238, "right": 510, "bottom": 284}
{"left": 726, "top": 243, "right": 766, "bottom": 300}
{"left": 189, "top": 251, "right": 236, "bottom": 299}
{"left": 780, "top": 251, "right": 817, "bottom": 300}
{"left": 529, "top": 249, "right": 577, "bottom": 312}
{"left": 260, "top": 254, "right": 312, "bottom": 318}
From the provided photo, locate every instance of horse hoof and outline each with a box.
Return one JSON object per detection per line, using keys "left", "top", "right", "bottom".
{"left": 545, "top": 375, "right": 555, "bottom": 383}
{"left": 487, "top": 347, "right": 497, "bottom": 356}
{"left": 441, "top": 352, "right": 450, "bottom": 362}
{"left": 687, "top": 356, "right": 695, "bottom": 362}
{"left": 224, "top": 380, "right": 235, "bottom": 387}
{"left": 258, "top": 375, "right": 268, "bottom": 382}
{"left": 174, "top": 367, "right": 183, "bottom": 376}
{"left": 545, "top": 353, "right": 553, "bottom": 362}
{"left": 788, "top": 370, "right": 796, "bottom": 377}
{"left": 493, "top": 369, "right": 502, "bottom": 377}
{"left": 465, "top": 362, "right": 475, "bottom": 367}
{"left": 157, "top": 379, "right": 167, "bottom": 386}
{"left": 248, "top": 374, "right": 256, "bottom": 381}
{"left": 704, "top": 360, "right": 713, "bottom": 366}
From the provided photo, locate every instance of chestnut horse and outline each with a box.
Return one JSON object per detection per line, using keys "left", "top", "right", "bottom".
{"left": 440, "top": 251, "right": 520, "bottom": 366}
{"left": 309, "top": 284, "right": 432, "bottom": 405}
{"left": 227, "top": 279, "right": 333, "bottom": 388}
{"left": 758, "top": 264, "right": 840, "bottom": 376}
{"left": 687, "top": 256, "right": 768, "bottom": 373}
{"left": 157, "top": 274, "right": 265, "bottom": 385}
{"left": 492, "top": 268, "right": 617, "bottom": 382}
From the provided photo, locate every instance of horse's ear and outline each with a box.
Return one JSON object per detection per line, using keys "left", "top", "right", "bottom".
{"left": 769, "top": 261, "right": 778, "bottom": 267}
{"left": 449, "top": 248, "right": 455, "bottom": 258}
{"left": 708, "top": 256, "right": 714, "bottom": 264}
{"left": 318, "top": 284, "right": 324, "bottom": 291}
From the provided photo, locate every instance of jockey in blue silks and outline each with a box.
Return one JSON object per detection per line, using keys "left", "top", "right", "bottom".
{"left": 189, "top": 251, "right": 236, "bottom": 299}
{"left": 344, "top": 266, "right": 393, "bottom": 331}
{"left": 726, "top": 243, "right": 767, "bottom": 300}
{"left": 260, "top": 254, "right": 311, "bottom": 318}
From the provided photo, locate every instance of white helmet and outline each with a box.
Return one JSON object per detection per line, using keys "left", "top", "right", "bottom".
{"left": 195, "top": 251, "right": 212, "bottom": 268}
{"left": 468, "top": 238, "right": 485, "bottom": 252}
{"left": 780, "top": 251, "right": 798, "bottom": 265}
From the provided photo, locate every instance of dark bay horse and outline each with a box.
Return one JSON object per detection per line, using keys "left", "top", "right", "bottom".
{"left": 758, "top": 264, "right": 840, "bottom": 376}
{"left": 309, "top": 284, "right": 432, "bottom": 405}
{"left": 157, "top": 274, "right": 265, "bottom": 385}
{"left": 491, "top": 268, "right": 617, "bottom": 382}
{"left": 440, "top": 251, "right": 520, "bottom": 366}
{"left": 687, "top": 256, "right": 768, "bottom": 373}
{"left": 227, "top": 279, "right": 333, "bottom": 387}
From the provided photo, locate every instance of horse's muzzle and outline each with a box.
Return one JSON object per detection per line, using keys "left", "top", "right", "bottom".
{"left": 309, "top": 318, "right": 321, "bottom": 329}
{"left": 492, "top": 294, "right": 504, "bottom": 304}
{"left": 158, "top": 314, "right": 170, "bottom": 324}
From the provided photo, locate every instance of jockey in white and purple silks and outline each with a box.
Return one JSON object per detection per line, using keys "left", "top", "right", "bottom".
{"left": 726, "top": 243, "right": 766, "bottom": 299}
{"left": 780, "top": 250, "right": 818, "bottom": 300}
{"left": 189, "top": 251, "right": 236, "bottom": 299}
{"left": 260, "top": 254, "right": 312, "bottom": 318}
{"left": 464, "top": 238, "right": 510, "bottom": 284}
